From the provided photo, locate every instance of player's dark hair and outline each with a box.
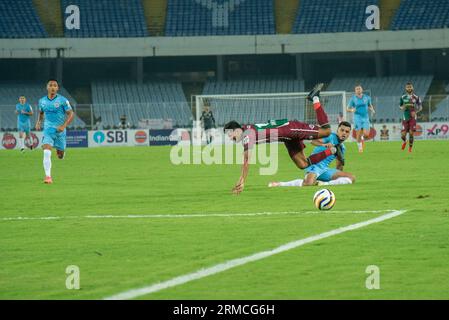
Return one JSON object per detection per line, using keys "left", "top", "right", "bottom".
{"left": 223, "top": 121, "right": 242, "bottom": 132}
{"left": 338, "top": 121, "right": 352, "bottom": 129}
{"left": 354, "top": 84, "right": 362, "bottom": 88}
{"left": 47, "top": 78, "right": 59, "bottom": 85}
{"left": 406, "top": 82, "right": 413, "bottom": 86}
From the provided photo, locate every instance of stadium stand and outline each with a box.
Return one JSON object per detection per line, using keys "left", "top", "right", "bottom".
{"left": 61, "top": 0, "right": 148, "bottom": 37}
{"left": 91, "top": 81, "right": 192, "bottom": 127}
{"left": 391, "top": 0, "right": 449, "bottom": 30}
{"left": 0, "top": 0, "right": 48, "bottom": 38}
{"left": 0, "top": 83, "right": 86, "bottom": 130}
{"left": 432, "top": 97, "right": 449, "bottom": 121}
{"left": 327, "top": 75, "right": 433, "bottom": 122}
{"left": 293, "top": 0, "right": 379, "bottom": 34}
{"left": 202, "top": 78, "right": 310, "bottom": 126}
{"left": 165, "top": 0, "right": 275, "bottom": 36}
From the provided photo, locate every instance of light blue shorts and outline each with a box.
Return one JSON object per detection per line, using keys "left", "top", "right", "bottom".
{"left": 354, "top": 116, "right": 370, "bottom": 131}
{"left": 42, "top": 127, "right": 66, "bottom": 151}
{"left": 305, "top": 165, "right": 339, "bottom": 182}
{"left": 18, "top": 121, "right": 31, "bottom": 134}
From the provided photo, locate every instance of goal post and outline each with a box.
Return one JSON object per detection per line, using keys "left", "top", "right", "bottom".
{"left": 193, "top": 91, "right": 347, "bottom": 144}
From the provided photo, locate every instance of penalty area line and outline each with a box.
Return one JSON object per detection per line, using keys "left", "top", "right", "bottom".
{"left": 0, "top": 210, "right": 395, "bottom": 222}
{"left": 104, "top": 209, "right": 406, "bottom": 300}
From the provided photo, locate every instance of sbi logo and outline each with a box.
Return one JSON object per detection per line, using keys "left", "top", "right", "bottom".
{"left": 93, "top": 131, "right": 128, "bottom": 144}
{"left": 93, "top": 131, "right": 105, "bottom": 144}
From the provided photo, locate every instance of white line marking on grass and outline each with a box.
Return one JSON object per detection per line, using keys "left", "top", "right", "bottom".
{"left": 104, "top": 210, "right": 406, "bottom": 300}
{"left": 0, "top": 210, "right": 395, "bottom": 222}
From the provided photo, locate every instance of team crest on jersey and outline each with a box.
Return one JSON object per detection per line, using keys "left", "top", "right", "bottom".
{"left": 54, "top": 103, "right": 60, "bottom": 108}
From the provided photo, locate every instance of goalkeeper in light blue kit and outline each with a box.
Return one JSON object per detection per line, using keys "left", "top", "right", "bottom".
{"left": 347, "top": 84, "right": 375, "bottom": 153}
{"left": 35, "top": 79, "right": 74, "bottom": 184}
{"left": 268, "top": 121, "right": 355, "bottom": 188}
{"left": 15, "top": 96, "right": 34, "bottom": 152}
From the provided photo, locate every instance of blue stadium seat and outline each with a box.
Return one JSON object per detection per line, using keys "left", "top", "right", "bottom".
{"left": 165, "top": 0, "right": 275, "bottom": 36}
{"left": 293, "top": 0, "right": 379, "bottom": 34}
{"left": 0, "top": 0, "right": 47, "bottom": 38}
{"left": 61, "top": 0, "right": 148, "bottom": 37}
{"left": 91, "top": 81, "right": 192, "bottom": 127}
{"left": 391, "top": 0, "right": 449, "bottom": 30}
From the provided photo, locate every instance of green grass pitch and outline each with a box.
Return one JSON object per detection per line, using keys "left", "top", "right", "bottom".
{"left": 0, "top": 140, "right": 448, "bottom": 299}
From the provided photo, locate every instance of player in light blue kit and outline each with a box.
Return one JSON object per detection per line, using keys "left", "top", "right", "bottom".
{"left": 15, "top": 96, "right": 34, "bottom": 152}
{"left": 347, "top": 84, "right": 375, "bottom": 153}
{"left": 35, "top": 79, "right": 74, "bottom": 184}
{"left": 268, "top": 122, "right": 355, "bottom": 188}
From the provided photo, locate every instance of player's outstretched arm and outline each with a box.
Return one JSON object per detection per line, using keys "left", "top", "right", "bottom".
{"left": 232, "top": 150, "right": 250, "bottom": 195}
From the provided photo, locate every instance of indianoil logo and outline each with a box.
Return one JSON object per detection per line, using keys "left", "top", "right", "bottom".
{"left": 134, "top": 131, "right": 148, "bottom": 144}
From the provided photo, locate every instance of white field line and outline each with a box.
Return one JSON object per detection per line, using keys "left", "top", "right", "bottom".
{"left": 0, "top": 210, "right": 394, "bottom": 222}
{"left": 104, "top": 210, "right": 406, "bottom": 300}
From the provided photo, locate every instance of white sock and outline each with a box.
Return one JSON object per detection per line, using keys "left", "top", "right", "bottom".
{"left": 357, "top": 142, "right": 363, "bottom": 150}
{"left": 313, "top": 96, "right": 320, "bottom": 104}
{"left": 19, "top": 137, "right": 24, "bottom": 149}
{"left": 280, "top": 179, "right": 303, "bottom": 187}
{"left": 43, "top": 149, "right": 52, "bottom": 177}
{"left": 327, "top": 177, "right": 353, "bottom": 185}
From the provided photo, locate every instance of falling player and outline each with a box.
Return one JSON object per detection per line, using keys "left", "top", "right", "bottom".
{"left": 400, "top": 82, "right": 422, "bottom": 152}
{"left": 268, "top": 121, "right": 355, "bottom": 188}
{"left": 35, "top": 79, "right": 74, "bottom": 184}
{"left": 346, "top": 84, "right": 375, "bottom": 153}
{"left": 224, "top": 83, "right": 343, "bottom": 195}
{"left": 15, "top": 96, "right": 34, "bottom": 152}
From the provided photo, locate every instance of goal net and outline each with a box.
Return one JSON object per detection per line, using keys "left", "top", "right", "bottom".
{"left": 193, "top": 91, "right": 347, "bottom": 143}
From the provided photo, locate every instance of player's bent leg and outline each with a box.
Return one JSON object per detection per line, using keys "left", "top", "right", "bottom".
{"left": 302, "top": 173, "right": 318, "bottom": 186}
{"left": 290, "top": 151, "right": 310, "bottom": 169}
{"left": 332, "top": 171, "right": 356, "bottom": 183}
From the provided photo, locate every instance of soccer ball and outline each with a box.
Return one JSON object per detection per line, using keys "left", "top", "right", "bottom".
{"left": 313, "top": 189, "right": 336, "bottom": 211}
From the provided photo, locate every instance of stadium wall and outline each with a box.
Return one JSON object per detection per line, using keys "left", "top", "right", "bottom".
{"left": 1, "top": 122, "right": 448, "bottom": 150}
{"left": 1, "top": 29, "right": 449, "bottom": 59}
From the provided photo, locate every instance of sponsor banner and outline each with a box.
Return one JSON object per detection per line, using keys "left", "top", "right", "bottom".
{"left": 88, "top": 130, "right": 133, "bottom": 147}
{"left": 149, "top": 129, "right": 179, "bottom": 146}
{"left": 372, "top": 122, "right": 449, "bottom": 141}
{"left": 88, "top": 130, "right": 150, "bottom": 147}
{"left": 0, "top": 131, "right": 43, "bottom": 150}
{"left": 424, "top": 122, "right": 449, "bottom": 140}
{"left": 133, "top": 130, "right": 149, "bottom": 146}
{"left": 66, "top": 130, "right": 88, "bottom": 148}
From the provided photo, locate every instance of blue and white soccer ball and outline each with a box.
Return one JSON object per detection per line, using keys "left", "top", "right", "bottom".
{"left": 313, "top": 189, "right": 336, "bottom": 211}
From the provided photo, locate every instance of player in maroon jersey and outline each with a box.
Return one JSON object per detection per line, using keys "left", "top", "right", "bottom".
{"left": 224, "top": 83, "right": 342, "bottom": 194}
{"left": 399, "top": 82, "right": 422, "bottom": 152}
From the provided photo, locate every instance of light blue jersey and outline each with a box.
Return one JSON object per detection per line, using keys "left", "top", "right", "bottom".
{"left": 39, "top": 95, "right": 72, "bottom": 150}
{"left": 16, "top": 103, "right": 32, "bottom": 133}
{"left": 348, "top": 94, "right": 372, "bottom": 130}
{"left": 39, "top": 95, "right": 72, "bottom": 129}
{"left": 305, "top": 133, "right": 346, "bottom": 182}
